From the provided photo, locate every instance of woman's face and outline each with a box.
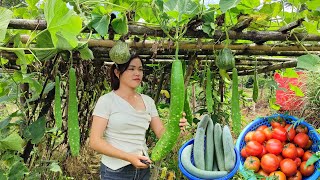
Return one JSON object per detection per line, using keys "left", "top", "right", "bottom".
{"left": 118, "top": 58, "right": 143, "bottom": 89}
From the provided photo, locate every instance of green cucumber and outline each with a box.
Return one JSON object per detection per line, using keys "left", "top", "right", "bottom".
{"left": 151, "top": 60, "right": 185, "bottom": 161}
{"left": 206, "top": 65, "right": 213, "bottom": 114}
{"left": 223, "top": 125, "right": 236, "bottom": 171}
{"left": 184, "top": 89, "right": 193, "bottom": 125}
{"left": 231, "top": 68, "right": 241, "bottom": 136}
{"left": 205, "top": 116, "right": 214, "bottom": 171}
{"left": 68, "top": 67, "right": 80, "bottom": 156}
{"left": 193, "top": 127, "right": 205, "bottom": 170}
{"left": 54, "top": 75, "right": 62, "bottom": 129}
{"left": 214, "top": 123, "right": 225, "bottom": 171}
{"left": 252, "top": 60, "right": 259, "bottom": 103}
{"left": 181, "top": 144, "right": 228, "bottom": 179}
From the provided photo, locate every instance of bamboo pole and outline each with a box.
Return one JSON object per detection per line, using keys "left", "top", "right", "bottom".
{"left": 9, "top": 19, "right": 320, "bottom": 42}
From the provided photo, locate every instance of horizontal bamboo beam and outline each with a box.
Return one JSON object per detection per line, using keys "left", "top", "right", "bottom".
{"left": 9, "top": 19, "right": 320, "bottom": 42}
{"left": 85, "top": 39, "right": 320, "bottom": 52}
{"left": 238, "top": 61, "right": 297, "bottom": 76}
{"left": 18, "top": 34, "right": 320, "bottom": 54}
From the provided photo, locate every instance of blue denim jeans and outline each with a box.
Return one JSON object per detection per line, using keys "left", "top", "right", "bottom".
{"left": 100, "top": 163, "right": 150, "bottom": 180}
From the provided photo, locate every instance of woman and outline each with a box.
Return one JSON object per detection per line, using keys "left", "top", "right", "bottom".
{"left": 89, "top": 54, "right": 187, "bottom": 180}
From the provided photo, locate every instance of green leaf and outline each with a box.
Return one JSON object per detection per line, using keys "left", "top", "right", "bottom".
{"left": 78, "top": 44, "right": 94, "bottom": 60}
{"left": 202, "top": 9, "right": 215, "bottom": 23}
{"left": 306, "top": 0, "right": 320, "bottom": 11}
{"left": 111, "top": 13, "right": 128, "bottom": 35}
{"left": 163, "top": 0, "right": 199, "bottom": 24}
{"left": 26, "top": 0, "right": 39, "bottom": 8}
{"left": 306, "top": 153, "right": 320, "bottom": 166}
{"left": 269, "top": 97, "right": 281, "bottom": 110}
{"left": 43, "top": 82, "right": 55, "bottom": 94}
{"left": 303, "top": 21, "right": 320, "bottom": 35}
{"left": 289, "top": 83, "right": 305, "bottom": 97}
{"left": 0, "top": 7, "right": 13, "bottom": 42}
{"left": 283, "top": 68, "right": 298, "bottom": 78}
{"left": 237, "top": 0, "right": 260, "bottom": 12}
{"left": 219, "top": 0, "right": 242, "bottom": 13}
{"left": 136, "top": 6, "right": 157, "bottom": 23}
{"left": 23, "top": 76, "right": 42, "bottom": 101}
{"left": 8, "top": 161, "right": 28, "bottom": 180}
{"left": 0, "top": 133, "right": 24, "bottom": 152}
{"left": 13, "top": 71, "right": 23, "bottom": 82}
{"left": 23, "top": 117, "right": 46, "bottom": 144}
{"left": 0, "top": 57, "right": 9, "bottom": 65}
{"left": 49, "top": 162, "right": 62, "bottom": 173}
{"left": 0, "top": 169, "right": 7, "bottom": 180}
{"left": 34, "top": 31, "right": 58, "bottom": 61}
{"left": 14, "top": 50, "right": 28, "bottom": 74}
{"left": 259, "top": 2, "right": 282, "bottom": 18}
{"left": 297, "top": 54, "right": 320, "bottom": 72}
{"left": 89, "top": 6, "right": 110, "bottom": 37}
{"left": 0, "top": 94, "right": 16, "bottom": 103}
{"left": 44, "top": 0, "right": 82, "bottom": 50}
{"left": 0, "top": 117, "right": 11, "bottom": 130}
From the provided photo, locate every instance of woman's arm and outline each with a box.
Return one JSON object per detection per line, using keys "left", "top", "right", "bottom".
{"left": 89, "top": 115, "right": 150, "bottom": 168}
{"left": 149, "top": 116, "right": 165, "bottom": 139}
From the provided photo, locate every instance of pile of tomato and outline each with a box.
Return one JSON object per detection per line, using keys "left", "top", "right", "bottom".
{"left": 241, "top": 117, "right": 317, "bottom": 180}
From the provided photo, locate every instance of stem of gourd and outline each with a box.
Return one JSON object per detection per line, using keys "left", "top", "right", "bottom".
{"left": 25, "top": 29, "right": 48, "bottom": 47}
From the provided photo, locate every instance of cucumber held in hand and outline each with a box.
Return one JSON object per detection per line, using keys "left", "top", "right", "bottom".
{"left": 151, "top": 60, "right": 184, "bottom": 161}
{"left": 109, "top": 41, "right": 131, "bottom": 64}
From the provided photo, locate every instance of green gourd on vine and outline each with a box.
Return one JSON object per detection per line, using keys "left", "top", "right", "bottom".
{"left": 151, "top": 60, "right": 185, "bottom": 161}
{"left": 215, "top": 48, "right": 235, "bottom": 81}
{"left": 109, "top": 41, "right": 131, "bottom": 64}
{"left": 68, "top": 67, "right": 80, "bottom": 156}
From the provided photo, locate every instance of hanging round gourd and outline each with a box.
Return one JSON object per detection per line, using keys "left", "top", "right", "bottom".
{"left": 109, "top": 40, "right": 131, "bottom": 64}
{"left": 215, "top": 48, "right": 235, "bottom": 81}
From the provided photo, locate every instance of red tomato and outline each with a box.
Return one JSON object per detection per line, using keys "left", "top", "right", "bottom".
{"left": 270, "top": 117, "right": 286, "bottom": 128}
{"left": 262, "top": 127, "right": 273, "bottom": 141}
{"left": 304, "top": 139, "right": 313, "bottom": 150}
{"left": 241, "top": 147, "right": 248, "bottom": 158}
{"left": 245, "top": 131, "right": 255, "bottom": 142}
{"left": 294, "top": 133, "right": 309, "bottom": 148}
{"left": 302, "top": 150, "right": 313, "bottom": 161}
{"left": 257, "top": 125, "right": 268, "bottom": 131}
{"left": 269, "top": 171, "right": 286, "bottom": 180}
{"left": 295, "top": 125, "right": 308, "bottom": 134}
{"left": 285, "top": 124, "right": 296, "bottom": 142}
{"left": 244, "top": 156, "right": 260, "bottom": 172}
{"left": 280, "top": 158, "right": 297, "bottom": 177}
{"left": 296, "top": 147, "right": 304, "bottom": 157}
{"left": 252, "top": 130, "right": 266, "bottom": 144}
{"left": 294, "top": 157, "right": 301, "bottom": 167}
{"left": 277, "top": 154, "right": 284, "bottom": 163}
{"left": 258, "top": 145, "right": 267, "bottom": 159}
{"left": 282, "top": 143, "right": 298, "bottom": 159}
{"left": 300, "top": 161, "right": 315, "bottom": 177}
{"left": 288, "top": 171, "right": 302, "bottom": 180}
{"left": 261, "top": 153, "right": 279, "bottom": 173}
{"left": 272, "top": 126, "right": 287, "bottom": 142}
{"left": 246, "top": 141, "right": 263, "bottom": 156}
{"left": 266, "top": 139, "right": 283, "bottom": 155}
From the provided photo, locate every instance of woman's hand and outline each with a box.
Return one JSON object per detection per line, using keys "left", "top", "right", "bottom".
{"left": 128, "top": 154, "right": 151, "bottom": 169}
{"left": 179, "top": 112, "right": 188, "bottom": 131}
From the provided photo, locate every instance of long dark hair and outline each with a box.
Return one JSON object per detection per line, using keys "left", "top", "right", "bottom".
{"left": 110, "top": 54, "right": 143, "bottom": 90}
